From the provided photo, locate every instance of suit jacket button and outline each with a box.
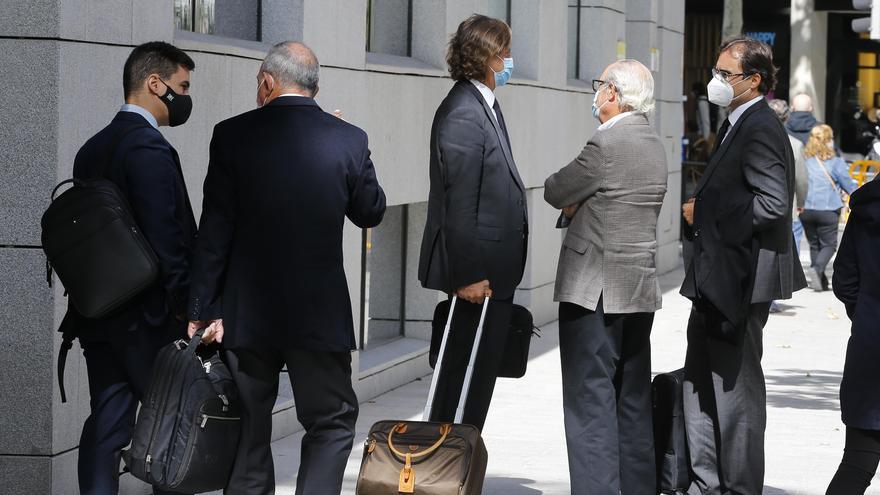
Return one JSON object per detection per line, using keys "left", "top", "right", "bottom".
{"left": 694, "top": 229, "right": 701, "bottom": 237}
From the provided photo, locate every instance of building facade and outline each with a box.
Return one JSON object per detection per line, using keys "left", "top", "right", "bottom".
{"left": 0, "top": 0, "right": 684, "bottom": 492}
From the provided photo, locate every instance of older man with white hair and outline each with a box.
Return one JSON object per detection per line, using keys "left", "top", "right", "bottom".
{"left": 544, "top": 59, "right": 668, "bottom": 494}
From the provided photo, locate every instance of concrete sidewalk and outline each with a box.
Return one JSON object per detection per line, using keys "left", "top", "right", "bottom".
{"left": 229, "top": 266, "right": 874, "bottom": 494}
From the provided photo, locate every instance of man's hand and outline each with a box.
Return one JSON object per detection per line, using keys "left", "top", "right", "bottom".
{"left": 187, "top": 320, "right": 204, "bottom": 338}
{"left": 682, "top": 197, "right": 695, "bottom": 226}
{"left": 188, "top": 319, "right": 224, "bottom": 344}
{"left": 562, "top": 204, "right": 580, "bottom": 219}
{"left": 455, "top": 280, "right": 492, "bottom": 304}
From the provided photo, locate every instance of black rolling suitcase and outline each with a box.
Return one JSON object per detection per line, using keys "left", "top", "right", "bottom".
{"left": 652, "top": 368, "right": 691, "bottom": 494}
{"left": 123, "top": 329, "right": 241, "bottom": 493}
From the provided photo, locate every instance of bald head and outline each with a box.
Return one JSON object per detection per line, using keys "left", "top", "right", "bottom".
{"left": 601, "top": 59, "right": 655, "bottom": 114}
{"left": 260, "top": 41, "right": 319, "bottom": 97}
{"left": 791, "top": 93, "right": 813, "bottom": 112}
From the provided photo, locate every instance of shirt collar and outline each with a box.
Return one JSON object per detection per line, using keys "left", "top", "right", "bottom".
{"left": 597, "top": 111, "right": 636, "bottom": 131}
{"left": 469, "top": 79, "right": 496, "bottom": 110}
{"left": 120, "top": 103, "right": 158, "bottom": 129}
{"left": 727, "top": 95, "right": 764, "bottom": 128}
{"left": 278, "top": 92, "right": 310, "bottom": 98}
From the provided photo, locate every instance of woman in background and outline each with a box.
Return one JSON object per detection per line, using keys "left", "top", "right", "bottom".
{"left": 799, "top": 124, "right": 857, "bottom": 291}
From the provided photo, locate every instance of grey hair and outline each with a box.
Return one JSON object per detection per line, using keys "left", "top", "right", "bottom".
{"left": 604, "top": 59, "right": 655, "bottom": 115}
{"left": 260, "top": 41, "right": 319, "bottom": 95}
{"left": 768, "top": 99, "right": 790, "bottom": 122}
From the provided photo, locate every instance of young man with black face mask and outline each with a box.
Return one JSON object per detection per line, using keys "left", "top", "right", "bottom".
{"left": 59, "top": 41, "right": 197, "bottom": 495}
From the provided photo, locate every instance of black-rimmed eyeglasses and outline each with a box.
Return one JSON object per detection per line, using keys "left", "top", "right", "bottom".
{"left": 592, "top": 79, "right": 609, "bottom": 92}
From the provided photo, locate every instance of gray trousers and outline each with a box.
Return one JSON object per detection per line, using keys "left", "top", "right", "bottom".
{"left": 683, "top": 302, "right": 771, "bottom": 495}
{"left": 559, "top": 300, "right": 656, "bottom": 495}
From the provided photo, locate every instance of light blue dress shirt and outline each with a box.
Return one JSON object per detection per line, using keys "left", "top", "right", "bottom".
{"left": 120, "top": 103, "right": 158, "bottom": 129}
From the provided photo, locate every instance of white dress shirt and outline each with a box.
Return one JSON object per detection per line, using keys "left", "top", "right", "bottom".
{"left": 469, "top": 79, "right": 497, "bottom": 121}
{"left": 597, "top": 111, "right": 636, "bottom": 131}
{"left": 721, "top": 95, "right": 764, "bottom": 144}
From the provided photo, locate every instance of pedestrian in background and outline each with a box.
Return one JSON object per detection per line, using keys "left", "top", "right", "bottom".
{"left": 187, "top": 41, "right": 386, "bottom": 494}
{"left": 769, "top": 99, "right": 808, "bottom": 249}
{"left": 800, "top": 124, "right": 858, "bottom": 291}
{"left": 544, "top": 59, "right": 667, "bottom": 495}
{"left": 787, "top": 93, "right": 820, "bottom": 145}
{"left": 826, "top": 178, "right": 880, "bottom": 494}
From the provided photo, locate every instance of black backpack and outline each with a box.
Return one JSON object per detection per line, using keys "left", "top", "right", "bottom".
{"left": 123, "top": 329, "right": 241, "bottom": 493}
{"left": 41, "top": 125, "right": 159, "bottom": 319}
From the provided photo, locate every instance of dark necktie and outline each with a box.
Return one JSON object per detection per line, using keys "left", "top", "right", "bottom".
{"left": 493, "top": 100, "right": 512, "bottom": 149}
{"left": 713, "top": 118, "right": 731, "bottom": 154}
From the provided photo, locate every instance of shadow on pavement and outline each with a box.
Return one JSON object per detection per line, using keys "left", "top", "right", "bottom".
{"left": 768, "top": 301, "right": 804, "bottom": 317}
{"left": 763, "top": 485, "right": 793, "bottom": 494}
{"left": 482, "top": 476, "right": 547, "bottom": 494}
{"left": 765, "top": 368, "right": 841, "bottom": 411}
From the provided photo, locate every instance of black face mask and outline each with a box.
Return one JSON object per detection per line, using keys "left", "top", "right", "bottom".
{"left": 159, "top": 80, "right": 192, "bottom": 127}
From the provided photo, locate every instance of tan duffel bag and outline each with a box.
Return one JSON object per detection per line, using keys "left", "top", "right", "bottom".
{"left": 356, "top": 296, "right": 490, "bottom": 494}
{"left": 356, "top": 420, "right": 487, "bottom": 494}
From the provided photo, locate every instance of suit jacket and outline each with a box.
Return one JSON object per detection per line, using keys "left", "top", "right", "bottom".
{"left": 418, "top": 80, "right": 528, "bottom": 300}
{"left": 188, "top": 96, "right": 386, "bottom": 352}
{"left": 682, "top": 98, "right": 806, "bottom": 332}
{"left": 544, "top": 114, "right": 668, "bottom": 314}
{"left": 61, "top": 111, "right": 197, "bottom": 340}
{"left": 832, "top": 180, "right": 880, "bottom": 429}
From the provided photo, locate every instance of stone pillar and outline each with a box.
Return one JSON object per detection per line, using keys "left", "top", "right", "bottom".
{"left": 0, "top": 2, "right": 174, "bottom": 492}
{"left": 655, "top": 0, "right": 686, "bottom": 272}
{"left": 790, "top": 0, "right": 827, "bottom": 121}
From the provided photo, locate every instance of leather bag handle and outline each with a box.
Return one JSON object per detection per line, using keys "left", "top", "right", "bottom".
{"left": 386, "top": 422, "right": 452, "bottom": 461}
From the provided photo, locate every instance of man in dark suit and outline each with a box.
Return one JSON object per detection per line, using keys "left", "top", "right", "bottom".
{"left": 418, "top": 14, "right": 528, "bottom": 430}
{"left": 681, "top": 37, "right": 806, "bottom": 494}
{"left": 61, "top": 41, "right": 197, "bottom": 495}
{"left": 187, "top": 41, "right": 385, "bottom": 495}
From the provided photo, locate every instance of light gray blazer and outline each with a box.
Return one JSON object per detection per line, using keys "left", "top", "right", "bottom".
{"left": 544, "top": 113, "right": 668, "bottom": 314}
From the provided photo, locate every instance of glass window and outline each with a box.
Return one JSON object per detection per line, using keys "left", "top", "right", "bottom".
{"left": 175, "top": 0, "right": 260, "bottom": 41}
{"left": 567, "top": 1, "right": 581, "bottom": 80}
{"left": 488, "top": 0, "right": 511, "bottom": 25}
{"left": 359, "top": 205, "right": 407, "bottom": 350}
{"left": 366, "top": 0, "right": 412, "bottom": 57}
{"left": 175, "top": 0, "right": 215, "bottom": 35}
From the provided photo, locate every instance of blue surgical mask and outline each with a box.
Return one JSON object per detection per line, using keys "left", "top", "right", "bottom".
{"left": 493, "top": 56, "right": 514, "bottom": 87}
{"left": 592, "top": 86, "right": 608, "bottom": 121}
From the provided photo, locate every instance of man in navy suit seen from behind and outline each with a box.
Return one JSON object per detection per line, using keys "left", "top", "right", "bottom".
{"left": 187, "top": 41, "right": 386, "bottom": 494}
{"left": 62, "top": 41, "right": 197, "bottom": 495}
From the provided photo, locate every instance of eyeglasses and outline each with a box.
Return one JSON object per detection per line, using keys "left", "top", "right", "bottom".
{"left": 592, "top": 79, "right": 612, "bottom": 92}
{"left": 712, "top": 67, "right": 751, "bottom": 81}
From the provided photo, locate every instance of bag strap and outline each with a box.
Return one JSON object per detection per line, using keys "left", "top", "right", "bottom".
{"left": 57, "top": 333, "right": 75, "bottom": 403}
{"left": 98, "top": 124, "right": 152, "bottom": 180}
{"left": 816, "top": 158, "right": 845, "bottom": 198}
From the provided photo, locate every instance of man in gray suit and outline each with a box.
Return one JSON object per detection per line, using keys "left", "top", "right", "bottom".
{"left": 544, "top": 59, "right": 668, "bottom": 495}
{"left": 681, "top": 37, "right": 806, "bottom": 494}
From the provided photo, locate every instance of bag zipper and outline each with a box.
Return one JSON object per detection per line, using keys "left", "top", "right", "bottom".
{"left": 200, "top": 413, "right": 240, "bottom": 428}
{"left": 144, "top": 351, "right": 187, "bottom": 479}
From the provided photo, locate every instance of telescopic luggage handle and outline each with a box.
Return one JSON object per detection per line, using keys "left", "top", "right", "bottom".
{"left": 422, "top": 295, "right": 491, "bottom": 423}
